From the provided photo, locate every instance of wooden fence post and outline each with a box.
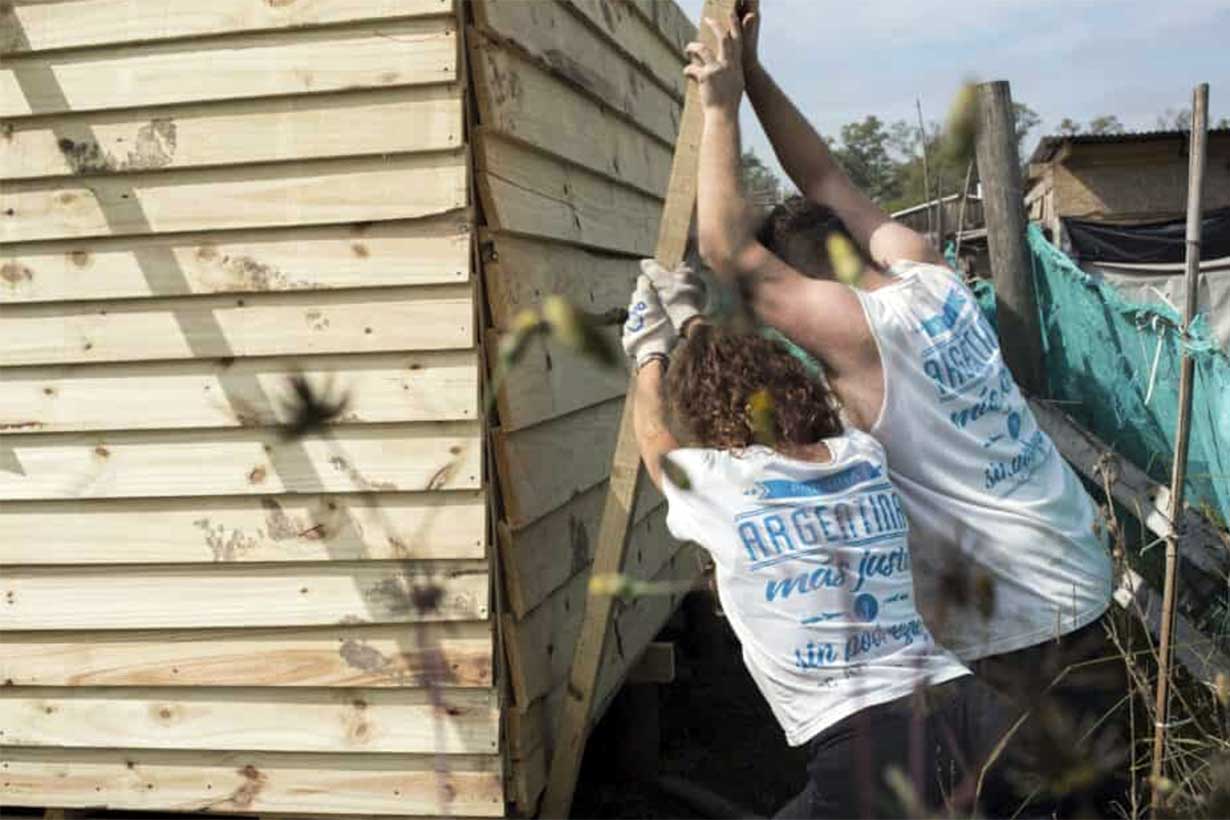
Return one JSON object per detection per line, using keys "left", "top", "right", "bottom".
{"left": 974, "top": 80, "right": 1045, "bottom": 395}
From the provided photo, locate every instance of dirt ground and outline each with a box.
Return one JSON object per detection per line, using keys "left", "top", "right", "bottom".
{"left": 572, "top": 591, "right": 808, "bottom": 819}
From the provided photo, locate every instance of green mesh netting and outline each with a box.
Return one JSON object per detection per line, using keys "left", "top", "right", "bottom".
{"left": 1006, "top": 225, "right": 1229, "bottom": 529}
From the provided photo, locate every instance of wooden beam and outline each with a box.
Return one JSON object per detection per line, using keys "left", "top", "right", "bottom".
{"left": 0, "top": 21, "right": 456, "bottom": 117}
{"left": 1116, "top": 567, "right": 1230, "bottom": 686}
{"left": 1, "top": 621, "right": 492, "bottom": 688}
{"left": 1, "top": 213, "right": 472, "bottom": 305}
{"left": 539, "top": 3, "right": 731, "bottom": 815}
{"left": 974, "top": 80, "right": 1045, "bottom": 395}
{"left": 2, "top": 747, "right": 503, "bottom": 816}
{"left": 1029, "top": 399, "right": 1229, "bottom": 579}
{"left": 0, "top": 687, "right": 498, "bottom": 754}
{"left": 628, "top": 641, "right": 675, "bottom": 684}
{"left": 0, "top": 0, "right": 452, "bottom": 54}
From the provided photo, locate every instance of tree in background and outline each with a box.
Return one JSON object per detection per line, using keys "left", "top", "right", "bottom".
{"left": 1057, "top": 117, "right": 1083, "bottom": 136}
{"left": 1087, "top": 114, "right": 1125, "bottom": 134}
{"left": 828, "top": 115, "right": 903, "bottom": 205}
{"left": 741, "top": 149, "right": 783, "bottom": 208}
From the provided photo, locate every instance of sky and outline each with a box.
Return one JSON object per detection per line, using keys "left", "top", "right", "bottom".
{"left": 674, "top": 0, "right": 1229, "bottom": 179}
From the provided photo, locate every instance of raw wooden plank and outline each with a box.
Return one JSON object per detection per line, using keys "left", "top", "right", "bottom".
{"left": 488, "top": 328, "right": 627, "bottom": 432}
{"left": 502, "top": 506, "right": 678, "bottom": 709}
{"left": 627, "top": 0, "right": 697, "bottom": 56}
{"left": 0, "top": 20, "right": 457, "bottom": 117}
{"left": 0, "top": 621, "right": 492, "bottom": 688}
{"left": 474, "top": 130, "right": 661, "bottom": 256}
{"left": 507, "top": 544, "right": 704, "bottom": 811}
{"left": 0, "top": 351, "right": 479, "bottom": 434}
{"left": 0, "top": 687, "right": 499, "bottom": 754}
{"left": 469, "top": 35, "right": 671, "bottom": 199}
{"left": 471, "top": 0, "right": 680, "bottom": 144}
{"left": 0, "top": 421, "right": 481, "bottom": 500}
{"left": 0, "top": 490, "right": 485, "bottom": 564}
{"left": 509, "top": 741, "right": 547, "bottom": 816}
{"left": 1, "top": 0, "right": 453, "bottom": 53}
{"left": 1, "top": 152, "right": 468, "bottom": 242}
{"left": 1, "top": 560, "right": 489, "bottom": 630}
{"left": 0, "top": 284, "right": 474, "bottom": 366}
{"left": 628, "top": 640, "right": 675, "bottom": 684}
{"left": 1, "top": 85, "right": 462, "bottom": 181}
{"left": 562, "top": 0, "right": 687, "bottom": 100}
{"left": 1, "top": 748, "right": 502, "bottom": 816}
{"left": 542, "top": 0, "right": 720, "bottom": 808}
{"left": 499, "top": 476, "right": 662, "bottom": 618}
{"left": 481, "top": 232, "right": 638, "bottom": 330}
{"left": 1, "top": 213, "right": 471, "bottom": 304}
{"left": 493, "top": 397, "right": 621, "bottom": 529}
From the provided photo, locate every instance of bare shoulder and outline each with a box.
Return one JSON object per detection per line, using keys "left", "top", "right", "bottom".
{"left": 867, "top": 220, "right": 946, "bottom": 269}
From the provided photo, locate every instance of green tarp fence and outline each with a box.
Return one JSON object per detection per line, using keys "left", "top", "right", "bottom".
{"left": 963, "top": 226, "right": 1230, "bottom": 531}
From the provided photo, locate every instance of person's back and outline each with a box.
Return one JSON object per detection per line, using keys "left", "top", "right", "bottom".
{"left": 852, "top": 260, "right": 1112, "bottom": 659}
{"left": 621, "top": 302, "right": 1018, "bottom": 817}
{"left": 662, "top": 425, "right": 968, "bottom": 745}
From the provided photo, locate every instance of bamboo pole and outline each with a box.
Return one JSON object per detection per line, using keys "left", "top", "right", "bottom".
{"left": 953, "top": 160, "right": 975, "bottom": 266}
{"left": 1149, "top": 82, "right": 1209, "bottom": 817}
{"left": 916, "top": 98, "right": 934, "bottom": 240}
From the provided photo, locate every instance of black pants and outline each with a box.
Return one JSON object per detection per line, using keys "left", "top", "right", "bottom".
{"left": 775, "top": 675, "right": 1019, "bottom": 819}
{"left": 971, "top": 615, "right": 1130, "bottom": 817}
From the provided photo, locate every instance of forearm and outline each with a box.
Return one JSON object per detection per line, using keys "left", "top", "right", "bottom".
{"left": 633, "top": 360, "right": 677, "bottom": 489}
{"left": 744, "top": 62, "right": 844, "bottom": 204}
{"left": 696, "top": 105, "right": 757, "bottom": 277}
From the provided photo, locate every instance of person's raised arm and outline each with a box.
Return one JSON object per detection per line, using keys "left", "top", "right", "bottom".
{"left": 737, "top": 1, "right": 941, "bottom": 268}
{"left": 685, "top": 14, "right": 875, "bottom": 380}
{"left": 621, "top": 276, "right": 679, "bottom": 489}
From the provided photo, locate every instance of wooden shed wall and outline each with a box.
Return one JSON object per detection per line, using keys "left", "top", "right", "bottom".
{"left": 0, "top": 1, "right": 501, "bottom": 817}
{"left": 466, "top": 1, "right": 703, "bottom": 813}
{"left": 1042, "top": 136, "right": 1230, "bottom": 223}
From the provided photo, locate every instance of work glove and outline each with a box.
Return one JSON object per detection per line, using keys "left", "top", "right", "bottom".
{"left": 622, "top": 274, "right": 675, "bottom": 370}
{"left": 640, "top": 258, "right": 705, "bottom": 334}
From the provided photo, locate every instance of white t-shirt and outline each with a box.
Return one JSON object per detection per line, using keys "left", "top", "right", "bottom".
{"left": 661, "top": 429, "right": 969, "bottom": 746}
{"left": 855, "top": 261, "right": 1113, "bottom": 661}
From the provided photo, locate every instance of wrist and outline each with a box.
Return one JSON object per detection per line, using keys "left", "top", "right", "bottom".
{"left": 702, "top": 100, "right": 741, "bottom": 119}
{"left": 636, "top": 353, "right": 669, "bottom": 374}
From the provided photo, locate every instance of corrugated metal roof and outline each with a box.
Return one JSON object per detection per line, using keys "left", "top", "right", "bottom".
{"left": 1029, "top": 127, "right": 1230, "bottom": 165}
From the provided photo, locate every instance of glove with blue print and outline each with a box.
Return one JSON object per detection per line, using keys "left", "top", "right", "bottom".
{"left": 640, "top": 258, "right": 705, "bottom": 334}
{"left": 622, "top": 274, "right": 675, "bottom": 370}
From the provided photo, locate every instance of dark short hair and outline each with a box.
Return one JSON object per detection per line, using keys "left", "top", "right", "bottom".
{"left": 755, "top": 196, "right": 853, "bottom": 260}
{"left": 667, "top": 323, "right": 843, "bottom": 450}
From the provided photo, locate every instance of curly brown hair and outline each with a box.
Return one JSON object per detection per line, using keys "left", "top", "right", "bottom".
{"left": 667, "top": 323, "right": 843, "bottom": 450}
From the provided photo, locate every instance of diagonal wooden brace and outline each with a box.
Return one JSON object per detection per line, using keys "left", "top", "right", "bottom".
{"left": 539, "top": 1, "right": 737, "bottom": 816}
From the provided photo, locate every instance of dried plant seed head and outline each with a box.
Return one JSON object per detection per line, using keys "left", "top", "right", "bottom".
{"left": 498, "top": 310, "right": 545, "bottom": 366}
{"left": 589, "top": 572, "right": 637, "bottom": 600}
{"left": 825, "top": 233, "right": 862, "bottom": 286}
{"left": 542, "top": 295, "right": 620, "bottom": 368}
{"left": 943, "top": 82, "right": 979, "bottom": 165}
{"left": 746, "top": 388, "right": 778, "bottom": 446}
{"left": 410, "top": 583, "right": 444, "bottom": 613}
{"left": 974, "top": 569, "right": 996, "bottom": 620}
{"left": 279, "top": 372, "right": 352, "bottom": 440}
{"left": 659, "top": 453, "right": 692, "bottom": 490}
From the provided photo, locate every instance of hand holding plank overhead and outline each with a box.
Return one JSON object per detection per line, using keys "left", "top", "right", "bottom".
{"left": 621, "top": 275, "right": 675, "bottom": 370}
